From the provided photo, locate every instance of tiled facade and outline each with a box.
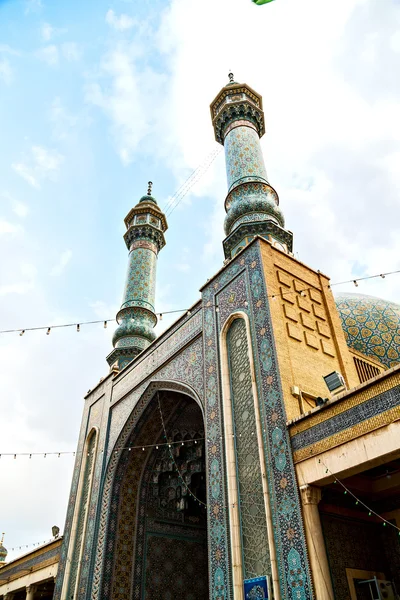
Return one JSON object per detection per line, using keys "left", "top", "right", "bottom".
{"left": 54, "top": 75, "right": 400, "bottom": 600}
{"left": 210, "top": 78, "right": 292, "bottom": 259}
{"left": 107, "top": 191, "right": 168, "bottom": 369}
{"left": 289, "top": 368, "right": 400, "bottom": 462}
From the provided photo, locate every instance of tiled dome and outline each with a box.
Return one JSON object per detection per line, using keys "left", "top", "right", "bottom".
{"left": 335, "top": 293, "right": 400, "bottom": 368}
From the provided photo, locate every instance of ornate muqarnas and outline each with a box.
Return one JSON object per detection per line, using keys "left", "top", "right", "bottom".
{"left": 107, "top": 182, "right": 168, "bottom": 369}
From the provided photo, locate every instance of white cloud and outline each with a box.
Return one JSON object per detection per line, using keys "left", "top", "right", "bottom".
{"left": 41, "top": 22, "right": 54, "bottom": 41}
{"left": 85, "top": 43, "right": 164, "bottom": 164}
{"left": 12, "top": 145, "right": 64, "bottom": 189}
{"left": 0, "top": 44, "right": 20, "bottom": 56}
{"left": 0, "top": 281, "right": 34, "bottom": 296}
{"left": 50, "top": 97, "right": 78, "bottom": 140}
{"left": 25, "top": 0, "right": 42, "bottom": 14}
{"left": 0, "top": 263, "right": 36, "bottom": 297}
{"left": 61, "top": 42, "right": 81, "bottom": 61}
{"left": 12, "top": 163, "right": 40, "bottom": 188}
{"left": 36, "top": 45, "right": 59, "bottom": 66}
{"left": 0, "top": 219, "right": 22, "bottom": 235}
{"left": 0, "top": 192, "right": 29, "bottom": 218}
{"left": 12, "top": 200, "right": 29, "bottom": 218}
{"left": 50, "top": 249, "right": 72, "bottom": 276}
{"left": 105, "top": 9, "right": 136, "bottom": 31}
{"left": 0, "top": 58, "right": 13, "bottom": 85}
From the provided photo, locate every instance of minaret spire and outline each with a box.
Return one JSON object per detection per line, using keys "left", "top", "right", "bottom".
{"left": 107, "top": 183, "right": 167, "bottom": 371}
{"left": 210, "top": 75, "right": 293, "bottom": 259}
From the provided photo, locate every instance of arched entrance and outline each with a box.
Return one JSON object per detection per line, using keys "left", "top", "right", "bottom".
{"left": 101, "top": 390, "right": 209, "bottom": 600}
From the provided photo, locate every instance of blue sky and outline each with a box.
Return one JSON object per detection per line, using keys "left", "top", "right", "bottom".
{"left": 1, "top": 0, "right": 400, "bottom": 560}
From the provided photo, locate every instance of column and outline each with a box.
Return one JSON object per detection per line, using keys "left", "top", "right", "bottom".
{"left": 26, "top": 585, "right": 36, "bottom": 600}
{"left": 300, "top": 485, "right": 334, "bottom": 600}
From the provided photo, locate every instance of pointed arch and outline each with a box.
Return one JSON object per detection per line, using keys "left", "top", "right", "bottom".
{"left": 91, "top": 380, "right": 205, "bottom": 600}
{"left": 61, "top": 427, "right": 98, "bottom": 600}
{"left": 219, "top": 311, "right": 280, "bottom": 599}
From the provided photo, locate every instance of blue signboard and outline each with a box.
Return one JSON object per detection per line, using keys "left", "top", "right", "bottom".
{"left": 244, "top": 576, "right": 268, "bottom": 599}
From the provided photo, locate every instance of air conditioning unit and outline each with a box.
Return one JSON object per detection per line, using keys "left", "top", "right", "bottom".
{"left": 323, "top": 371, "right": 346, "bottom": 396}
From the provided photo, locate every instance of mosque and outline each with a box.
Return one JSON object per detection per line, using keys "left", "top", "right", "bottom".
{"left": 1, "top": 75, "right": 400, "bottom": 600}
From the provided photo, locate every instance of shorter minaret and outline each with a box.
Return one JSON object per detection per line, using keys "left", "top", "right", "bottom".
{"left": 210, "top": 73, "right": 293, "bottom": 259}
{"left": 0, "top": 533, "right": 7, "bottom": 564}
{"left": 107, "top": 182, "right": 167, "bottom": 371}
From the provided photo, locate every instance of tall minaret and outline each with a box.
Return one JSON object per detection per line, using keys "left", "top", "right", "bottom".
{"left": 107, "top": 182, "right": 167, "bottom": 371}
{"left": 210, "top": 73, "right": 293, "bottom": 259}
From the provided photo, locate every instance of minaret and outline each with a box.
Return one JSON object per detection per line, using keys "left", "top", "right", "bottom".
{"left": 210, "top": 72, "right": 293, "bottom": 259}
{"left": 0, "top": 533, "right": 7, "bottom": 564}
{"left": 107, "top": 182, "right": 167, "bottom": 371}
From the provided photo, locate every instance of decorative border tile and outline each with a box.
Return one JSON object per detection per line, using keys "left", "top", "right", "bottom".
{"left": 291, "top": 387, "right": 400, "bottom": 452}
{"left": 202, "top": 239, "right": 313, "bottom": 600}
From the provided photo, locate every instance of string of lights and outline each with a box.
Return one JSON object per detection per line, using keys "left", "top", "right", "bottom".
{"left": 0, "top": 267, "right": 398, "bottom": 338}
{"left": 0, "top": 437, "right": 207, "bottom": 459}
{"left": 156, "top": 392, "right": 207, "bottom": 508}
{"left": 319, "top": 458, "right": 400, "bottom": 535}
{"left": 0, "top": 424, "right": 294, "bottom": 460}
{"left": 6, "top": 537, "right": 60, "bottom": 553}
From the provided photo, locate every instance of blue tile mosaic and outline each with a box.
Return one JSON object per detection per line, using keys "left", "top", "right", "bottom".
{"left": 291, "top": 386, "right": 400, "bottom": 452}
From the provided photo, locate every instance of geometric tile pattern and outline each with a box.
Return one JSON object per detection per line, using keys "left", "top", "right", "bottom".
{"left": 202, "top": 240, "right": 313, "bottom": 600}
{"left": 132, "top": 399, "right": 207, "bottom": 599}
{"left": 335, "top": 292, "right": 400, "bottom": 368}
{"left": 224, "top": 125, "right": 268, "bottom": 194}
{"left": 0, "top": 544, "right": 60, "bottom": 579}
{"left": 101, "top": 393, "right": 180, "bottom": 600}
{"left": 65, "top": 431, "right": 97, "bottom": 599}
{"left": 107, "top": 192, "right": 167, "bottom": 368}
{"left": 211, "top": 78, "right": 288, "bottom": 260}
{"left": 106, "top": 335, "right": 204, "bottom": 460}
{"left": 291, "top": 385, "right": 400, "bottom": 452}
{"left": 99, "top": 393, "right": 207, "bottom": 600}
{"left": 227, "top": 317, "right": 270, "bottom": 579}
{"left": 90, "top": 383, "right": 205, "bottom": 600}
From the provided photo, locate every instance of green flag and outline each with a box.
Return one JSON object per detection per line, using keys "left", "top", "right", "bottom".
{"left": 252, "top": 0, "right": 275, "bottom": 4}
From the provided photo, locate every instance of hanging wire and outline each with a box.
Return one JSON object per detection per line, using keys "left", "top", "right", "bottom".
{"left": 163, "top": 146, "right": 222, "bottom": 217}
{"left": 7, "top": 537, "right": 61, "bottom": 552}
{"left": 165, "top": 147, "right": 222, "bottom": 218}
{"left": 0, "top": 437, "right": 208, "bottom": 459}
{"left": 318, "top": 459, "right": 400, "bottom": 534}
{"left": 156, "top": 392, "right": 207, "bottom": 507}
{"left": 0, "top": 267, "right": 399, "bottom": 337}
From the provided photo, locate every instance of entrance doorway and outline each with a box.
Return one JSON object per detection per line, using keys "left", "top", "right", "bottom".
{"left": 103, "top": 390, "right": 209, "bottom": 600}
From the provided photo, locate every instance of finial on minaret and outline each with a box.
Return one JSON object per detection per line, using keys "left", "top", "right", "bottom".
{"left": 228, "top": 71, "right": 234, "bottom": 84}
{"left": 147, "top": 181, "right": 153, "bottom": 196}
{"left": 0, "top": 533, "right": 4, "bottom": 545}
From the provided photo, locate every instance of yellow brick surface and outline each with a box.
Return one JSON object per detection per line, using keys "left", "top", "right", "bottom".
{"left": 260, "top": 240, "right": 359, "bottom": 421}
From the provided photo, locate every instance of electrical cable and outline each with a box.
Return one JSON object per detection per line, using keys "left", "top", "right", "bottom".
{"left": 1, "top": 267, "right": 398, "bottom": 337}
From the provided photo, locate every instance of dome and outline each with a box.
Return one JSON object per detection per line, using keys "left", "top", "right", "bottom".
{"left": 335, "top": 293, "right": 400, "bottom": 368}
{"left": 139, "top": 194, "right": 157, "bottom": 205}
